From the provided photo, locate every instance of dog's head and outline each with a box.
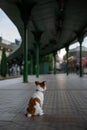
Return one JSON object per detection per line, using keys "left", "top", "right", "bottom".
{"left": 35, "top": 81, "right": 46, "bottom": 92}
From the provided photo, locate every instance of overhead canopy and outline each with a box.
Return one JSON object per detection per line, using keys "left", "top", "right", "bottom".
{"left": 0, "top": 0, "right": 87, "bottom": 62}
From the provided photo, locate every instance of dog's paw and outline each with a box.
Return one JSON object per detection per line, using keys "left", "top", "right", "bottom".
{"left": 39, "top": 112, "right": 44, "bottom": 116}
{"left": 25, "top": 113, "right": 32, "bottom": 117}
{"left": 27, "top": 114, "right": 32, "bottom": 117}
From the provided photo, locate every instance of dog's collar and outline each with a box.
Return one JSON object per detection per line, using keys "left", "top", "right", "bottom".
{"left": 36, "top": 89, "right": 44, "bottom": 93}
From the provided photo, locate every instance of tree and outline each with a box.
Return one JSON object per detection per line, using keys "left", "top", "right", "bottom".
{"left": 1, "top": 48, "right": 7, "bottom": 77}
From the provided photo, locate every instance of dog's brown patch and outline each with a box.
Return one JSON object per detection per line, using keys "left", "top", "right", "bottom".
{"left": 27, "top": 98, "right": 41, "bottom": 115}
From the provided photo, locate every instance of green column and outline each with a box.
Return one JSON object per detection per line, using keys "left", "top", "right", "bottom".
{"left": 75, "top": 31, "right": 84, "bottom": 77}
{"left": 30, "top": 55, "right": 33, "bottom": 75}
{"left": 77, "top": 34, "right": 83, "bottom": 77}
{"left": 66, "top": 46, "right": 69, "bottom": 76}
{"left": 36, "top": 43, "right": 39, "bottom": 78}
{"left": 79, "top": 42, "right": 83, "bottom": 77}
{"left": 32, "top": 30, "right": 43, "bottom": 78}
{"left": 15, "top": 1, "right": 36, "bottom": 82}
{"left": 23, "top": 24, "right": 28, "bottom": 82}
{"left": 53, "top": 52, "right": 56, "bottom": 74}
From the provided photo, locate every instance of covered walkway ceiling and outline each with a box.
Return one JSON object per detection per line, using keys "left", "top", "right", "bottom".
{"left": 0, "top": 0, "right": 87, "bottom": 61}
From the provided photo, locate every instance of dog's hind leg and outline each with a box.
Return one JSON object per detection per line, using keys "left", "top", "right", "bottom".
{"left": 34, "top": 102, "right": 44, "bottom": 116}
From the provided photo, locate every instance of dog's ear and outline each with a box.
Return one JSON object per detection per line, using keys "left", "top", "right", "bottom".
{"left": 35, "top": 81, "right": 39, "bottom": 85}
{"left": 42, "top": 81, "right": 46, "bottom": 84}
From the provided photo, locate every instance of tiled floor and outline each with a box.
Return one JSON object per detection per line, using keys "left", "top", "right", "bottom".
{"left": 0, "top": 74, "right": 87, "bottom": 130}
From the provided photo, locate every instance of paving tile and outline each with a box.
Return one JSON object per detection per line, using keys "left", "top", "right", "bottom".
{"left": 0, "top": 74, "right": 87, "bottom": 130}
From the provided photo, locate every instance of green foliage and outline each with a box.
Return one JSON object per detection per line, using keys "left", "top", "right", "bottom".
{"left": 41, "top": 54, "right": 54, "bottom": 71}
{"left": 1, "top": 48, "right": 7, "bottom": 77}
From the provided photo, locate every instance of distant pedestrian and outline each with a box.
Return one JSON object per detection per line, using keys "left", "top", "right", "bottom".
{"left": 17, "top": 65, "right": 20, "bottom": 76}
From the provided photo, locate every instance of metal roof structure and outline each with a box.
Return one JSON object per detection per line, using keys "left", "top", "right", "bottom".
{"left": 0, "top": 0, "right": 87, "bottom": 62}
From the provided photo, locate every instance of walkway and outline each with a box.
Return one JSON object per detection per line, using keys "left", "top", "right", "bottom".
{"left": 0, "top": 74, "right": 87, "bottom": 130}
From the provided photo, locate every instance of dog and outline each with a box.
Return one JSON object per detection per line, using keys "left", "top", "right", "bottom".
{"left": 26, "top": 81, "right": 46, "bottom": 117}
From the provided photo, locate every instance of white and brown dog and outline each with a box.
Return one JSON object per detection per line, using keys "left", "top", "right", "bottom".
{"left": 26, "top": 81, "right": 46, "bottom": 117}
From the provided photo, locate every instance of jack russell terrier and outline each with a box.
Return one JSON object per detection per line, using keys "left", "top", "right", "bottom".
{"left": 26, "top": 81, "right": 46, "bottom": 117}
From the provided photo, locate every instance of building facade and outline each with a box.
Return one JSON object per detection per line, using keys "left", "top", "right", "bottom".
{"left": 0, "top": 36, "right": 21, "bottom": 61}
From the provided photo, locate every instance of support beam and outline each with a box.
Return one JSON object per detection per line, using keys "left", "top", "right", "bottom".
{"left": 75, "top": 32, "right": 83, "bottom": 77}
{"left": 32, "top": 30, "right": 43, "bottom": 78}
{"left": 15, "top": 1, "right": 36, "bottom": 82}
{"left": 36, "top": 43, "right": 39, "bottom": 78}
{"left": 23, "top": 24, "right": 28, "bottom": 82}
{"left": 30, "top": 55, "right": 33, "bottom": 75}
{"left": 53, "top": 52, "right": 56, "bottom": 74}
{"left": 79, "top": 42, "right": 83, "bottom": 77}
{"left": 66, "top": 46, "right": 69, "bottom": 76}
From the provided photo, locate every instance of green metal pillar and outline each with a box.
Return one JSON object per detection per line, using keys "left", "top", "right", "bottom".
{"left": 53, "top": 52, "right": 56, "bottom": 74}
{"left": 32, "top": 30, "right": 43, "bottom": 78}
{"left": 75, "top": 31, "right": 84, "bottom": 77}
{"left": 66, "top": 46, "right": 69, "bottom": 76}
{"left": 30, "top": 55, "right": 33, "bottom": 75}
{"left": 77, "top": 33, "right": 83, "bottom": 77}
{"left": 79, "top": 41, "right": 83, "bottom": 77}
{"left": 15, "top": 1, "right": 36, "bottom": 82}
{"left": 36, "top": 43, "right": 39, "bottom": 78}
{"left": 23, "top": 24, "right": 28, "bottom": 82}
